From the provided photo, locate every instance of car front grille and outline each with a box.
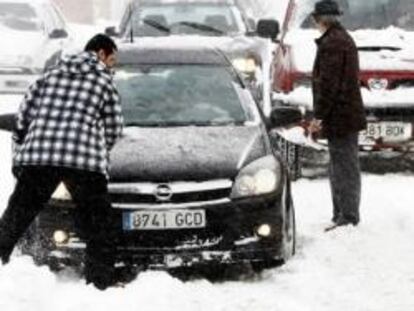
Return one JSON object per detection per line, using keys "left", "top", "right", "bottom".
{"left": 109, "top": 188, "right": 231, "bottom": 204}
{"left": 120, "top": 229, "right": 226, "bottom": 250}
{"left": 109, "top": 179, "right": 233, "bottom": 208}
{"left": 107, "top": 179, "right": 236, "bottom": 250}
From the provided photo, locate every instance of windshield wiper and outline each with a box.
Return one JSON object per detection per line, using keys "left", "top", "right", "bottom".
{"left": 143, "top": 19, "right": 170, "bottom": 33}
{"left": 201, "top": 120, "right": 246, "bottom": 126}
{"left": 174, "top": 120, "right": 247, "bottom": 127}
{"left": 358, "top": 46, "right": 401, "bottom": 52}
{"left": 124, "top": 120, "right": 246, "bottom": 128}
{"left": 125, "top": 122, "right": 164, "bottom": 128}
{"left": 125, "top": 121, "right": 193, "bottom": 128}
{"left": 178, "top": 21, "right": 223, "bottom": 35}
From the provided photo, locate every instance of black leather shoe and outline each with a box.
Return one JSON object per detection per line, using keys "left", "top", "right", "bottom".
{"left": 325, "top": 217, "right": 359, "bottom": 232}
{"left": 0, "top": 252, "right": 10, "bottom": 265}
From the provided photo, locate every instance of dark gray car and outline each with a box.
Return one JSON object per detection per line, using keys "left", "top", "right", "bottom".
{"left": 0, "top": 43, "right": 302, "bottom": 274}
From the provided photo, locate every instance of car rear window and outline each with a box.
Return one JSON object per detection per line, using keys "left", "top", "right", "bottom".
{"left": 131, "top": 4, "right": 242, "bottom": 36}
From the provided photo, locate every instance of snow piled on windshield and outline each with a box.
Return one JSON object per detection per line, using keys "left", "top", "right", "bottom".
{"left": 0, "top": 129, "right": 413, "bottom": 311}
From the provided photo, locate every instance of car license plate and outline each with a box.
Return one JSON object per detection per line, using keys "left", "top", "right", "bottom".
{"left": 123, "top": 210, "right": 206, "bottom": 231}
{"left": 360, "top": 122, "right": 412, "bottom": 142}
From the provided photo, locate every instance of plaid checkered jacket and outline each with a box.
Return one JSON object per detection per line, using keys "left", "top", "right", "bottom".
{"left": 12, "top": 52, "right": 123, "bottom": 177}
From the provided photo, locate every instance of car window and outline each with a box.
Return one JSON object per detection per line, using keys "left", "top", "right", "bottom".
{"left": 0, "top": 2, "right": 42, "bottom": 31}
{"left": 128, "top": 3, "right": 244, "bottom": 37}
{"left": 115, "top": 65, "right": 256, "bottom": 127}
{"left": 48, "top": 4, "right": 67, "bottom": 30}
{"left": 301, "top": 0, "right": 414, "bottom": 31}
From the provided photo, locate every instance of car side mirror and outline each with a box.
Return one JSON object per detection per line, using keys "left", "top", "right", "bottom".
{"left": 257, "top": 19, "right": 280, "bottom": 41}
{"left": 0, "top": 114, "right": 16, "bottom": 132}
{"left": 105, "top": 26, "right": 119, "bottom": 37}
{"left": 247, "top": 17, "right": 256, "bottom": 30}
{"left": 269, "top": 106, "right": 303, "bottom": 129}
{"left": 49, "top": 29, "right": 68, "bottom": 39}
{"left": 244, "top": 17, "right": 258, "bottom": 36}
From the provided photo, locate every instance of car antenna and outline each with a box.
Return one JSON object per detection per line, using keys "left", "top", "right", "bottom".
{"left": 129, "top": 2, "right": 134, "bottom": 43}
{"left": 215, "top": 48, "right": 246, "bottom": 88}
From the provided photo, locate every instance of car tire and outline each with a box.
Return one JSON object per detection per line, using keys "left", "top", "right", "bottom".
{"left": 251, "top": 195, "right": 296, "bottom": 273}
{"left": 272, "top": 133, "right": 302, "bottom": 180}
{"left": 286, "top": 143, "right": 302, "bottom": 181}
{"left": 250, "top": 259, "right": 282, "bottom": 273}
{"left": 283, "top": 198, "right": 296, "bottom": 260}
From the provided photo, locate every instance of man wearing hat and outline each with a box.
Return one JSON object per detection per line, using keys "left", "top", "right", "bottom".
{"left": 308, "top": 0, "right": 367, "bottom": 231}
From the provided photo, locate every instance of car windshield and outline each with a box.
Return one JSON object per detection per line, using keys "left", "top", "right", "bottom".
{"left": 129, "top": 3, "right": 244, "bottom": 37}
{"left": 115, "top": 65, "right": 255, "bottom": 127}
{"left": 0, "top": 3, "right": 41, "bottom": 31}
{"left": 302, "top": 0, "right": 414, "bottom": 31}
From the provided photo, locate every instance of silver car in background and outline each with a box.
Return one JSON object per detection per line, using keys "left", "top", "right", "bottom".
{"left": 0, "top": 0, "right": 71, "bottom": 95}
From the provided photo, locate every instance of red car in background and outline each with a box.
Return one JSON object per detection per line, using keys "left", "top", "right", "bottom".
{"left": 259, "top": 0, "right": 414, "bottom": 153}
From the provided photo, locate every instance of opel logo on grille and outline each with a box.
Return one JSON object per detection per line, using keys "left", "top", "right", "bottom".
{"left": 154, "top": 184, "right": 173, "bottom": 202}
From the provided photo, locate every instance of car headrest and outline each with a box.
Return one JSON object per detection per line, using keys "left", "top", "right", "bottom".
{"left": 143, "top": 14, "right": 168, "bottom": 28}
{"left": 204, "top": 15, "right": 230, "bottom": 32}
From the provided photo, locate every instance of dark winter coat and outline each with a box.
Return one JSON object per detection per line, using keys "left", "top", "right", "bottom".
{"left": 312, "top": 22, "right": 367, "bottom": 138}
{"left": 12, "top": 52, "right": 123, "bottom": 177}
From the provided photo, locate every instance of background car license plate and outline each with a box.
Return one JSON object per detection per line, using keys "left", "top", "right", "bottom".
{"left": 361, "top": 122, "right": 412, "bottom": 141}
{"left": 123, "top": 210, "right": 206, "bottom": 230}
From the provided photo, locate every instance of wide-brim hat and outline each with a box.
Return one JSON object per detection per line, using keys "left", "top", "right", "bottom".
{"left": 311, "top": 0, "right": 343, "bottom": 16}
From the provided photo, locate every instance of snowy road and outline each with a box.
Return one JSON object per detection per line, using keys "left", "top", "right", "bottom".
{"left": 0, "top": 130, "right": 413, "bottom": 311}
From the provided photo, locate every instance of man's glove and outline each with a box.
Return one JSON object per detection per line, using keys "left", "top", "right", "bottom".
{"left": 12, "top": 131, "right": 25, "bottom": 145}
{"left": 12, "top": 166, "right": 22, "bottom": 179}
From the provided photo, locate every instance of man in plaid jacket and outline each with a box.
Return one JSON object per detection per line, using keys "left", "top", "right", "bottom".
{"left": 0, "top": 34, "right": 123, "bottom": 290}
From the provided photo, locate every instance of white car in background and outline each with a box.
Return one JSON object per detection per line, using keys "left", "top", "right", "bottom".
{"left": 0, "top": 0, "right": 71, "bottom": 96}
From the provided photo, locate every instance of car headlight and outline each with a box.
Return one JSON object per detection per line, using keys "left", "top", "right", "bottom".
{"left": 232, "top": 57, "right": 257, "bottom": 74}
{"left": 368, "top": 78, "right": 388, "bottom": 90}
{"left": 51, "top": 182, "right": 72, "bottom": 201}
{"left": 231, "top": 156, "right": 282, "bottom": 199}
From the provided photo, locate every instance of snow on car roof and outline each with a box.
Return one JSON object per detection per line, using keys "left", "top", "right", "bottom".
{"left": 0, "top": 0, "right": 49, "bottom": 4}
{"left": 285, "top": 27, "right": 414, "bottom": 73}
{"left": 131, "top": 0, "right": 236, "bottom": 4}
{"left": 118, "top": 38, "right": 231, "bottom": 65}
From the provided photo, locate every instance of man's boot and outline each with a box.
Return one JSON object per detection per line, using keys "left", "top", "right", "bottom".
{"left": 0, "top": 241, "right": 14, "bottom": 265}
{"left": 0, "top": 223, "right": 15, "bottom": 265}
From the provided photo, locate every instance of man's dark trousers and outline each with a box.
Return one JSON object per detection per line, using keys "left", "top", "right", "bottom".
{"left": 0, "top": 166, "right": 119, "bottom": 289}
{"left": 328, "top": 132, "right": 361, "bottom": 225}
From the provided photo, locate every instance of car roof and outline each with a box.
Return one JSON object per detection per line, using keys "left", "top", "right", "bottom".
{"left": 132, "top": 0, "right": 236, "bottom": 5}
{"left": 0, "top": 0, "right": 49, "bottom": 4}
{"left": 117, "top": 40, "right": 231, "bottom": 66}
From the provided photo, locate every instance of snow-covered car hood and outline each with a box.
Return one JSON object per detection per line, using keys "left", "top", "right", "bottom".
{"left": 121, "top": 35, "right": 270, "bottom": 60}
{"left": 0, "top": 30, "right": 47, "bottom": 69}
{"left": 109, "top": 125, "right": 267, "bottom": 182}
{"left": 286, "top": 28, "right": 414, "bottom": 73}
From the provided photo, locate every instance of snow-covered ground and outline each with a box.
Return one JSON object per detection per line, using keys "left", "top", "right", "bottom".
{"left": 0, "top": 130, "right": 413, "bottom": 311}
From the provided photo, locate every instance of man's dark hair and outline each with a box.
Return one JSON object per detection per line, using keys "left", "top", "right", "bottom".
{"left": 84, "top": 34, "right": 117, "bottom": 56}
{"left": 313, "top": 14, "right": 340, "bottom": 28}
